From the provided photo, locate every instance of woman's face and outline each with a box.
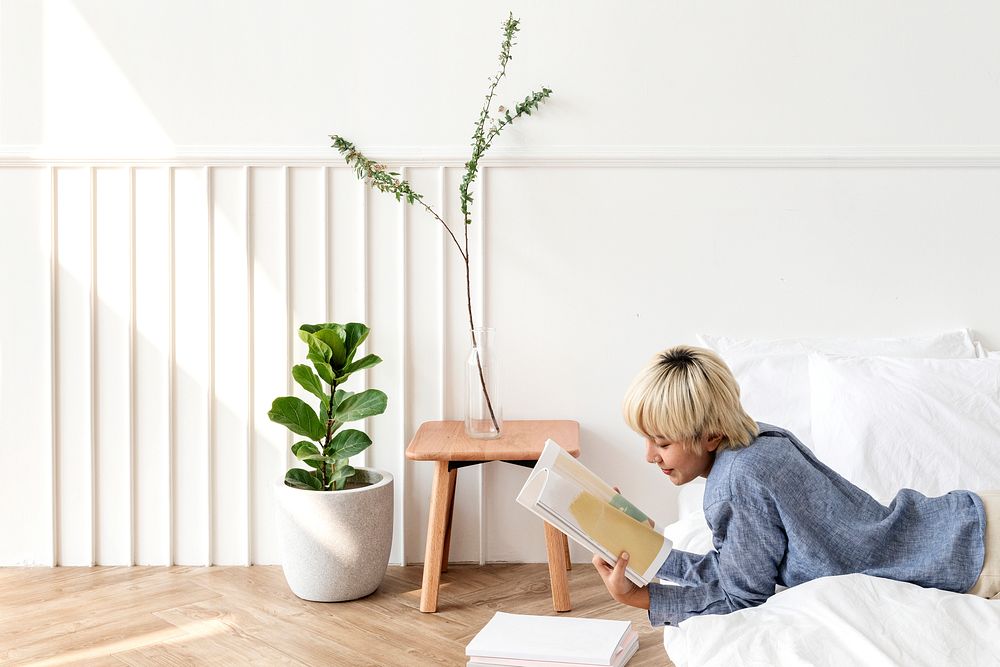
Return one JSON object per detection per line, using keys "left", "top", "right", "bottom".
{"left": 645, "top": 433, "right": 722, "bottom": 485}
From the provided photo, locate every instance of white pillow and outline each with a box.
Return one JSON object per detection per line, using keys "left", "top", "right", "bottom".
{"left": 808, "top": 354, "right": 1000, "bottom": 504}
{"left": 662, "top": 510, "right": 714, "bottom": 555}
{"left": 697, "top": 330, "right": 978, "bottom": 449}
{"left": 714, "top": 351, "right": 816, "bottom": 447}
{"left": 700, "top": 329, "right": 976, "bottom": 358}
{"left": 988, "top": 350, "right": 1000, "bottom": 359}
{"left": 677, "top": 478, "right": 706, "bottom": 517}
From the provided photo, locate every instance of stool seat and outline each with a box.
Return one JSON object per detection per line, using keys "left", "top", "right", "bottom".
{"left": 406, "top": 420, "right": 580, "bottom": 613}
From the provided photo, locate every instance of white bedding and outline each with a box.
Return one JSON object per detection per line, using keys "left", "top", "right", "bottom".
{"left": 659, "top": 330, "right": 1000, "bottom": 666}
{"left": 663, "top": 573, "right": 1000, "bottom": 667}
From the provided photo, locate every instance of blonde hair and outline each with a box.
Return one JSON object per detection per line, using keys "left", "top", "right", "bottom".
{"left": 622, "top": 345, "right": 758, "bottom": 453}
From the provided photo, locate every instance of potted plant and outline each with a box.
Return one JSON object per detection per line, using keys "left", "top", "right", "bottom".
{"left": 268, "top": 322, "right": 392, "bottom": 602}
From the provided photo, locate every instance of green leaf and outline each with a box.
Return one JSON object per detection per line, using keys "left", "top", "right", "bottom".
{"left": 330, "top": 465, "right": 356, "bottom": 486}
{"left": 333, "top": 390, "right": 353, "bottom": 410}
{"left": 312, "top": 359, "right": 335, "bottom": 385}
{"left": 285, "top": 468, "right": 322, "bottom": 490}
{"left": 344, "top": 323, "right": 369, "bottom": 363}
{"left": 268, "top": 397, "right": 326, "bottom": 441}
{"left": 328, "top": 429, "right": 372, "bottom": 459}
{"left": 292, "top": 365, "right": 329, "bottom": 412}
{"left": 339, "top": 354, "right": 382, "bottom": 379}
{"left": 301, "top": 331, "right": 333, "bottom": 364}
{"left": 334, "top": 389, "right": 388, "bottom": 423}
{"left": 313, "top": 328, "right": 347, "bottom": 370}
{"left": 291, "top": 440, "right": 321, "bottom": 461}
{"left": 301, "top": 453, "right": 338, "bottom": 468}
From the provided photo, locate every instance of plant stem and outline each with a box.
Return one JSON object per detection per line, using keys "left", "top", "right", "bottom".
{"left": 323, "top": 382, "right": 338, "bottom": 489}
{"left": 417, "top": 197, "right": 467, "bottom": 262}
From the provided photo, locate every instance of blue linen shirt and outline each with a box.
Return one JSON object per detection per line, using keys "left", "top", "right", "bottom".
{"left": 648, "top": 422, "right": 987, "bottom": 627}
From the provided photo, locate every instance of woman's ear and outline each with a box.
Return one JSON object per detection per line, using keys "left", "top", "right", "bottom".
{"left": 704, "top": 434, "right": 724, "bottom": 452}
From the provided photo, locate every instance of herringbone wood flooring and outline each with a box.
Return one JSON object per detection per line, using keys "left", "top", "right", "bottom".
{"left": 0, "top": 564, "right": 675, "bottom": 666}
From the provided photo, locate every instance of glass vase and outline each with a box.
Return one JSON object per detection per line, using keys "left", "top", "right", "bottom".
{"left": 465, "top": 327, "right": 502, "bottom": 439}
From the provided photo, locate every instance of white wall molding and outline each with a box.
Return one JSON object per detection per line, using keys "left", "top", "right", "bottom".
{"left": 8, "top": 154, "right": 1000, "bottom": 567}
{"left": 5, "top": 145, "right": 1000, "bottom": 168}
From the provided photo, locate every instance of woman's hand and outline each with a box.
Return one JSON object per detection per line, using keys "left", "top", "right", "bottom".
{"left": 592, "top": 551, "right": 650, "bottom": 610}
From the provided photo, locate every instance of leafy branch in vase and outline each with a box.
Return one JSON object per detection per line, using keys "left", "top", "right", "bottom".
{"left": 330, "top": 12, "right": 552, "bottom": 435}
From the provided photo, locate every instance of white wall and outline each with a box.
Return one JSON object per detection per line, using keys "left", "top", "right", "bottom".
{"left": 2, "top": 0, "right": 1000, "bottom": 566}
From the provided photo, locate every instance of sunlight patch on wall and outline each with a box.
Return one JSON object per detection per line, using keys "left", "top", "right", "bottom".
{"left": 41, "top": 2, "right": 173, "bottom": 157}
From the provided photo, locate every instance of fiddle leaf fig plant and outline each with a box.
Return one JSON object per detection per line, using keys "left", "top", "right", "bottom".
{"left": 268, "top": 322, "right": 388, "bottom": 491}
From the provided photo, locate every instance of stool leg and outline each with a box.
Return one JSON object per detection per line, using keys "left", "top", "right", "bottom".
{"left": 562, "top": 531, "right": 572, "bottom": 570}
{"left": 543, "top": 522, "right": 572, "bottom": 612}
{"left": 441, "top": 467, "right": 458, "bottom": 573}
{"left": 420, "top": 461, "right": 451, "bottom": 612}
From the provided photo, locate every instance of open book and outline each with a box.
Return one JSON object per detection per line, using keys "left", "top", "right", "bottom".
{"left": 516, "top": 439, "right": 672, "bottom": 587}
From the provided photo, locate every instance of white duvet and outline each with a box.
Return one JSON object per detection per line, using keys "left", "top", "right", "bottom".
{"left": 662, "top": 573, "right": 1000, "bottom": 667}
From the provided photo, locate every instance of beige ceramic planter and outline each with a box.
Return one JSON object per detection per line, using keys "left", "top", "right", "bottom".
{"left": 274, "top": 468, "right": 394, "bottom": 602}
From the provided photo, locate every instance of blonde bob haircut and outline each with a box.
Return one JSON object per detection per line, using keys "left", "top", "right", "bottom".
{"left": 622, "top": 345, "right": 758, "bottom": 453}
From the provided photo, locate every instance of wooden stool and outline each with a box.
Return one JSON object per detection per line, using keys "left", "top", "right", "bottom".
{"left": 405, "top": 420, "right": 580, "bottom": 613}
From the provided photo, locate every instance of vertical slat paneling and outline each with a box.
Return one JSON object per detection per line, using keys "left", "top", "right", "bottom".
{"left": 438, "top": 167, "right": 447, "bottom": 423}
{"left": 167, "top": 167, "right": 176, "bottom": 565}
{"left": 324, "top": 167, "right": 333, "bottom": 322}
{"left": 89, "top": 167, "right": 98, "bottom": 567}
{"left": 284, "top": 167, "right": 293, "bottom": 474}
{"left": 128, "top": 167, "right": 136, "bottom": 566}
{"left": 480, "top": 167, "right": 526, "bottom": 564}
{"left": 360, "top": 182, "right": 369, "bottom": 470}
{"left": 94, "top": 167, "right": 132, "bottom": 565}
{"left": 244, "top": 166, "right": 253, "bottom": 565}
{"left": 133, "top": 168, "right": 171, "bottom": 564}
{"left": 403, "top": 166, "right": 448, "bottom": 564}
{"left": 12, "top": 160, "right": 504, "bottom": 568}
{"left": 338, "top": 180, "right": 369, "bottom": 473}
{"left": 55, "top": 167, "right": 94, "bottom": 565}
{"left": 50, "top": 166, "right": 60, "bottom": 566}
{"left": 250, "top": 166, "right": 287, "bottom": 566}
{"left": 475, "top": 169, "right": 486, "bottom": 567}
{"left": 172, "top": 166, "right": 211, "bottom": 566}
{"left": 443, "top": 167, "right": 477, "bottom": 564}
{"left": 207, "top": 166, "right": 217, "bottom": 565}
{"left": 399, "top": 166, "right": 408, "bottom": 566}
{"left": 206, "top": 166, "right": 251, "bottom": 566}
{"left": 366, "top": 163, "right": 404, "bottom": 566}
{"left": 289, "top": 167, "right": 326, "bottom": 468}
{"left": 11, "top": 156, "right": 1000, "bottom": 570}
{"left": 0, "top": 167, "right": 54, "bottom": 566}
{"left": 327, "top": 171, "right": 365, "bottom": 322}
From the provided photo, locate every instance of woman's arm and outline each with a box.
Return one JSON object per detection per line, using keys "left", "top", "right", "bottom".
{"left": 655, "top": 548, "right": 722, "bottom": 587}
{"left": 647, "top": 499, "right": 787, "bottom": 626}
{"left": 592, "top": 552, "right": 650, "bottom": 610}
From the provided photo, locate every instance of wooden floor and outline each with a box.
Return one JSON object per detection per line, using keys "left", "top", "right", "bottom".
{"left": 0, "top": 563, "right": 675, "bottom": 666}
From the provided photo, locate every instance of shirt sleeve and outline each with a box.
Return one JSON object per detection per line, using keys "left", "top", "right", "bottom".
{"left": 655, "top": 548, "right": 722, "bottom": 586}
{"left": 647, "top": 499, "right": 787, "bottom": 626}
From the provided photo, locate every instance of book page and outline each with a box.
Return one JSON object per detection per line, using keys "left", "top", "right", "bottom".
{"left": 545, "top": 440, "right": 651, "bottom": 524}
{"left": 516, "top": 440, "right": 672, "bottom": 585}
{"left": 538, "top": 470, "right": 664, "bottom": 579}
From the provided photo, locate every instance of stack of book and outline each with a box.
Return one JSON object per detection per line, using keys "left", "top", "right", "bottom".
{"left": 466, "top": 612, "right": 639, "bottom": 667}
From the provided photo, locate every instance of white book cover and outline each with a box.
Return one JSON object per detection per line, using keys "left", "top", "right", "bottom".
{"left": 516, "top": 439, "right": 671, "bottom": 587}
{"left": 467, "top": 629, "right": 639, "bottom": 667}
{"left": 465, "top": 612, "right": 632, "bottom": 665}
